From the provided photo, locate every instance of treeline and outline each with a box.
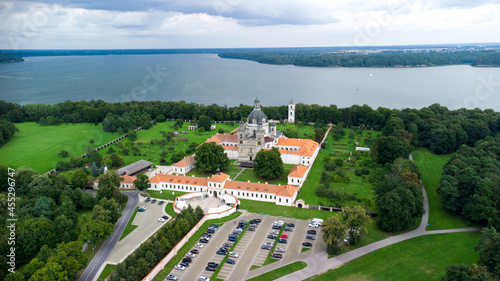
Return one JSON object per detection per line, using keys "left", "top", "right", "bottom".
{"left": 0, "top": 100, "right": 499, "bottom": 155}
{"left": 0, "top": 53, "right": 24, "bottom": 63}
{"left": 438, "top": 135, "right": 500, "bottom": 229}
{"left": 109, "top": 205, "right": 204, "bottom": 281}
{"left": 0, "top": 119, "right": 17, "bottom": 147}
{"left": 218, "top": 51, "right": 500, "bottom": 67}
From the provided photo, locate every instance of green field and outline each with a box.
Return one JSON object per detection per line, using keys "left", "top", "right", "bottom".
{"left": 248, "top": 261, "right": 307, "bottom": 281}
{"left": 298, "top": 128, "right": 380, "bottom": 210}
{"left": 307, "top": 231, "right": 482, "bottom": 281}
{"left": 147, "top": 190, "right": 189, "bottom": 201}
{"left": 239, "top": 199, "right": 340, "bottom": 221}
{"left": 412, "top": 148, "right": 470, "bottom": 230}
{"left": 97, "top": 264, "right": 117, "bottom": 281}
{"left": 0, "top": 122, "right": 122, "bottom": 173}
{"left": 98, "top": 121, "right": 238, "bottom": 167}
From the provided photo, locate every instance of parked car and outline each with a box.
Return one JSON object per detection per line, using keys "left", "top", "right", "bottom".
{"left": 145, "top": 197, "right": 151, "bottom": 203}
{"left": 216, "top": 250, "right": 226, "bottom": 255}
{"left": 278, "top": 238, "right": 287, "bottom": 244}
{"left": 161, "top": 215, "right": 169, "bottom": 220}
{"left": 271, "top": 253, "right": 283, "bottom": 259}
{"left": 267, "top": 235, "right": 277, "bottom": 239}
{"left": 247, "top": 226, "right": 255, "bottom": 231}
{"left": 151, "top": 199, "right": 157, "bottom": 203}
{"left": 307, "top": 230, "right": 317, "bottom": 235}
{"left": 174, "top": 265, "right": 185, "bottom": 271}
{"left": 185, "top": 252, "right": 196, "bottom": 258}
{"left": 158, "top": 217, "right": 166, "bottom": 222}
{"left": 223, "top": 243, "right": 232, "bottom": 247}
{"left": 264, "top": 242, "right": 273, "bottom": 246}
{"left": 226, "top": 259, "right": 236, "bottom": 264}
{"left": 275, "top": 248, "right": 285, "bottom": 253}
{"left": 179, "top": 262, "right": 189, "bottom": 267}
{"left": 205, "top": 266, "right": 216, "bottom": 272}
{"left": 272, "top": 225, "right": 281, "bottom": 230}
{"left": 228, "top": 237, "right": 237, "bottom": 242}
{"left": 228, "top": 234, "right": 238, "bottom": 239}
{"left": 166, "top": 274, "right": 178, "bottom": 280}
{"left": 199, "top": 238, "right": 209, "bottom": 243}
{"left": 261, "top": 245, "right": 272, "bottom": 250}
{"left": 228, "top": 251, "right": 239, "bottom": 258}
{"left": 191, "top": 249, "right": 199, "bottom": 254}
{"left": 287, "top": 223, "right": 295, "bottom": 227}
{"left": 270, "top": 230, "right": 279, "bottom": 235}
{"left": 202, "top": 233, "right": 212, "bottom": 239}
{"left": 195, "top": 243, "right": 204, "bottom": 248}
{"left": 308, "top": 223, "right": 320, "bottom": 228}
{"left": 284, "top": 227, "right": 293, "bottom": 232}
{"left": 253, "top": 218, "right": 262, "bottom": 223}
{"left": 138, "top": 207, "right": 145, "bottom": 212}
{"left": 306, "top": 235, "right": 316, "bottom": 240}
{"left": 210, "top": 224, "right": 219, "bottom": 229}
{"left": 219, "top": 247, "right": 229, "bottom": 252}
{"left": 199, "top": 277, "right": 210, "bottom": 281}
{"left": 280, "top": 234, "right": 288, "bottom": 239}
{"left": 182, "top": 257, "right": 192, "bottom": 263}
{"left": 302, "top": 242, "right": 313, "bottom": 247}
{"left": 158, "top": 200, "right": 164, "bottom": 205}
{"left": 207, "top": 262, "right": 219, "bottom": 268}
{"left": 207, "top": 228, "right": 215, "bottom": 234}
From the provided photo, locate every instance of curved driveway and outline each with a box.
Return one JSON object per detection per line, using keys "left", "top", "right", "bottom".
{"left": 79, "top": 190, "right": 139, "bottom": 281}
{"left": 246, "top": 185, "right": 482, "bottom": 281}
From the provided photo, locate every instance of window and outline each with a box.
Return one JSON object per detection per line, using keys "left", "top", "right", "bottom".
{"left": 240, "top": 141, "right": 243, "bottom": 144}
{"left": 279, "top": 198, "right": 281, "bottom": 202}
{"left": 286, "top": 199, "right": 289, "bottom": 203}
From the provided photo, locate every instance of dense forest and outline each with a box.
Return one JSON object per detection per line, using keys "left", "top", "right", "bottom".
{"left": 0, "top": 53, "right": 24, "bottom": 63}
{"left": 218, "top": 51, "right": 500, "bottom": 67}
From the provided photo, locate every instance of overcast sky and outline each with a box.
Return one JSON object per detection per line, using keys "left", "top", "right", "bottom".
{"left": 1, "top": 0, "right": 499, "bottom": 49}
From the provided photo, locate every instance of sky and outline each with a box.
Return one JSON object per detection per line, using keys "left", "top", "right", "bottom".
{"left": 0, "top": 0, "right": 499, "bottom": 49}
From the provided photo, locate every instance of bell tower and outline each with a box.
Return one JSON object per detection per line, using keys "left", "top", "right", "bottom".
{"left": 288, "top": 99, "right": 295, "bottom": 123}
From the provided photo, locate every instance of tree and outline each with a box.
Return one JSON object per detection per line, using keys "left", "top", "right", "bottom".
{"left": 370, "top": 136, "right": 410, "bottom": 164}
{"left": 58, "top": 150, "right": 70, "bottom": 157}
{"left": 91, "top": 162, "right": 99, "bottom": 177}
{"left": 71, "top": 169, "right": 88, "bottom": 189}
{"left": 175, "top": 118, "right": 184, "bottom": 128}
{"left": 376, "top": 182, "right": 424, "bottom": 232}
{"left": 171, "top": 150, "right": 186, "bottom": 164}
{"left": 315, "top": 127, "right": 325, "bottom": 143}
{"left": 254, "top": 147, "right": 285, "bottom": 179}
{"left": 331, "top": 126, "right": 345, "bottom": 141}
{"left": 156, "top": 114, "right": 166, "bottom": 122}
{"left": 383, "top": 116, "right": 405, "bottom": 136}
{"left": 32, "top": 196, "right": 56, "bottom": 219}
{"left": 284, "top": 126, "right": 299, "bottom": 138}
{"left": 128, "top": 130, "right": 138, "bottom": 141}
{"left": 89, "top": 138, "right": 95, "bottom": 145}
{"left": 134, "top": 174, "right": 150, "bottom": 192}
{"left": 441, "top": 264, "right": 495, "bottom": 281}
{"left": 109, "top": 153, "right": 124, "bottom": 167}
{"left": 198, "top": 115, "right": 211, "bottom": 131}
{"left": 476, "top": 227, "right": 500, "bottom": 277}
{"left": 195, "top": 142, "right": 230, "bottom": 173}
{"left": 97, "top": 172, "right": 121, "bottom": 201}
{"left": 80, "top": 220, "right": 113, "bottom": 251}
{"left": 322, "top": 216, "right": 347, "bottom": 255}
{"left": 342, "top": 206, "right": 371, "bottom": 245}
{"left": 17, "top": 217, "right": 57, "bottom": 264}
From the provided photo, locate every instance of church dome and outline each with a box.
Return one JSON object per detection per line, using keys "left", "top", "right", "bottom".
{"left": 247, "top": 98, "right": 268, "bottom": 124}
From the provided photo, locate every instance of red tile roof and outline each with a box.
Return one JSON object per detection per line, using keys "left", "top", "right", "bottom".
{"left": 288, "top": 165, "right": 308, "bottom": 178}
{"left": 149, "top": 173, "right": 208, "bottom": 186}
{"left": 224, "top": 181, "right": 298, "bottom": 198}
{"left": 208, "top": 173, "right": 230, "bottom": 183}
{"left": 173, "top": 155, "right": 195, "bottom": 168}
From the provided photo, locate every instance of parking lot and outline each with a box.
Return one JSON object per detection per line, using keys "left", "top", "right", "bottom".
{"left": 166, "top": 212, "right": 326, "bottom": 281}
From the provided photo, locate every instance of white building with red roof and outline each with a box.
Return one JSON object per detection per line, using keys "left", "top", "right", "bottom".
{"left": 172, "top": 155, "right": 195, "bottom": 174}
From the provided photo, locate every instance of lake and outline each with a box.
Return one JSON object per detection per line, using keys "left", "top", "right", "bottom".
{"left": 0, "top": 54, "right": 499, "bottom": 110}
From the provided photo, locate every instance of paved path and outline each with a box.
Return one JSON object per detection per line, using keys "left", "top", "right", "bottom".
{"left": 232, "top": 168, "right": 246, "bottom": 181}
{"left": 79, "top": 190, "right": 139, "bottom": 281}
{"left": 246, "top": 185, "right": 483, "bottom": 281}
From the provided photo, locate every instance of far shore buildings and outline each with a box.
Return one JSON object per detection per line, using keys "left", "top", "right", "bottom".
{"left": 148, "top": 99, "right": 320, "bottom": 207}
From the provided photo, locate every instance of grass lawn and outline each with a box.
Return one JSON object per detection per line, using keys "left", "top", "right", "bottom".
{"left": 164, "top": 203, "right": 177, "bottom": 218}
{"left": 276, "top": 123, "right": 316, "bottom": 139}
{"left": 301, "top": 247, "right": 311, "bottom": 252}
{"left": 307, "top": 231, "right": 482, "bottom": 281}
{"left": 239, "top": 199, "right": 340, "bottom": 221}
{"left": 412, "top": 148, "right": 470, "bottom": 230}
{"left": 0, "top": 122, "right": 122, "bottom": 173}
{"left": 248, "top": 261, "right": 307, "bottom": 281}
{"left": 147, "top": 190, "right": 189, "bottom": 201}
{"left": 119, "top": 206, "right": 140, "bottom": 241}
{"left": 97, "top": 264, "right": 117, "bottom": 281}
{"left": 233, "top": 164, "right": 295, "bottom": 185}
{"left": 152, "top": 212, "right": 242, "bottom": 281}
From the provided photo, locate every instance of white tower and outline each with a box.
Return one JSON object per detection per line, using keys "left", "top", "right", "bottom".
{"left": 288, "top": 99, "right": 295, "bottom": 123}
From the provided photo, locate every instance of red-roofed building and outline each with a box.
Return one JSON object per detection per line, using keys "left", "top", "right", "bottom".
{"left": 287, "top": 165, "right": 308, "bottom": 186}
{"left": 94, "top": 174, "right": 137, "bottom": 189}
{"left": 172, "top": 155, "right": 195, "bottom": 174}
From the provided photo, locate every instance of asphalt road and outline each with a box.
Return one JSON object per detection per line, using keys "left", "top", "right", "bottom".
{"left": 79, "top": 190, "right": 139, "bottom": 281}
